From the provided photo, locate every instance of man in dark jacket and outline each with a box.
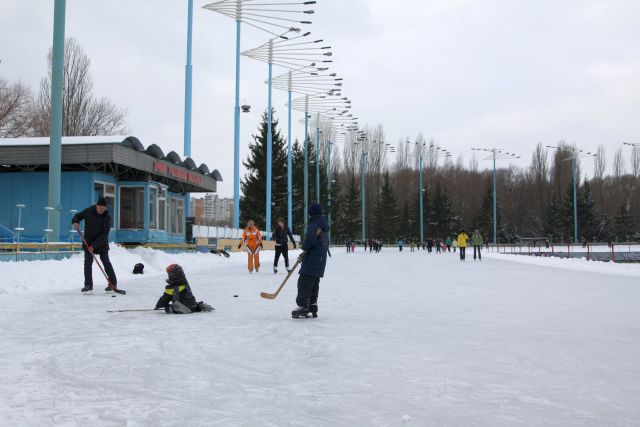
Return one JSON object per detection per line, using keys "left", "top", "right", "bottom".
{"left": 72, "top": 197, "right": 118, "bottom": 293}
{"left": 272, "top": 217, "right": 296, "bottom": 273}
{"left": 292, "top": 202, "right": 329, "bottom": 319}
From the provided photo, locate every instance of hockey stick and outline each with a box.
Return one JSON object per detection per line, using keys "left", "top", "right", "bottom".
{"left": 108, "top": 308, "right": 156, "bottom": 313}
{"left": 75, "top": 227, "right": 126, "bottom": 295}
{"left": 260, "top": 254, "right": 303, "bottom": 300}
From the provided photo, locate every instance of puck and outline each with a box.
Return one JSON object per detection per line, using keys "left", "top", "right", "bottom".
{"left": 234, "top": 294, "right": 238, "bottom": 298}
{"left": 111, "top": 295, "right": 116, "bottom": 298}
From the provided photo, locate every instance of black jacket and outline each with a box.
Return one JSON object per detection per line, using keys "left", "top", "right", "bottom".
{"left": 71, "top": 206, "right": 111, "bottom": 251}
{"left": 273, "top": 225, "right": 295, "bottom": 246}
{"left": 299, "top": 215, "right": 329, "bottom": 278}
{"left": 155, "top": 271, "right": 198, "bottom": 311}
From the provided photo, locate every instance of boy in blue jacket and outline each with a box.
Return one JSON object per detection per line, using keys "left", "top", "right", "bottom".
{"left": 292, "top": 202, "right": 330, "bottom": 319}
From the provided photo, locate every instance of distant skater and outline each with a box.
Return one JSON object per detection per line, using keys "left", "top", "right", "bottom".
{"left": 472, "top": 229, "right": 483, "bottom": 260}
{"left": 457, "top": 230, "right": 469, "bottom": 261}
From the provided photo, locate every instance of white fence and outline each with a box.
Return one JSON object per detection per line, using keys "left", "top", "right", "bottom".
{"left": 191, "top": 225, "right": 300, "bottom": 242}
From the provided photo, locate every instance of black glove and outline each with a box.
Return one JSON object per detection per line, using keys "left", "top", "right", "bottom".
{"left": 237, "top": 243, "right": 242, "bottom": 249}
{"left": 293, "top": 242, "right": 297, "bottom": 249}
{"left": 260, "top": 242, "right": 264, "bottom": 249}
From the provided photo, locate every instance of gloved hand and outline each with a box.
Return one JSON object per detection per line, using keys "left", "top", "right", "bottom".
{"left": 237, "top": 243, "right": 242, "bottom": 249}
{"left": 293, "top": 242, "right": 297, "bottom": 249}
{"left": 86, "top": 244, "right": 94, "bottom": 253}
{"left": 260, "top": 242, "right": 264, "bottom": 249}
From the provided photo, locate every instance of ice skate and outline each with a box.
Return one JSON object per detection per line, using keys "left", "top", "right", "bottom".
{"left": 291, "top": 306, "right": 310, "bottom": 319}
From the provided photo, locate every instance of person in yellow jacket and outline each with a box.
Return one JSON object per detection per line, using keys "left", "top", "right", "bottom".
{"left": 457, "top": 230, "right": 469, "bottom": 261}
{"left": 239, "top": 220, "right": 263, "bottom": 273}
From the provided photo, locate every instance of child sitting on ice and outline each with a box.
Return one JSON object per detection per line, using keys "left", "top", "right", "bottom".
{"left": 154, "top": 264, "right": 213, "bottom": 314}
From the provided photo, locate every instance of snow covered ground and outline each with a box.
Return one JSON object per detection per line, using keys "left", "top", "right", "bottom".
{"left": 1, "top": 246, "right": 639, "bottom": 426}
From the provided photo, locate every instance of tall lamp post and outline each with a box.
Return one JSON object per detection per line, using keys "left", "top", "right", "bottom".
{"left": 292, "top": 93, "right": 352, "bottom": 227}
{"left": 471, "top": 147, "right": 520, "bottom": 244}
{"left": 203, "top": 0, "right": 317, "bottom": 229}
{"left": 242, "top": 32, "right": 331, "bottom": 234}
{"left": 272, "top": 66, "right": 343, "bottom": 230}
{"left": 546, "top": 145, "right": 597, "bottom": 243}
{"left": 47, "top": 0, "right": 66, "bottom": 242}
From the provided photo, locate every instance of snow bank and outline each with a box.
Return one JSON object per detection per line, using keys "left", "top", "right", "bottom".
{"left": 0, "top": 244, "right": 247, "bottom": 295}
{"left": 484, "top": 251, "right": 640, "bottom": 278}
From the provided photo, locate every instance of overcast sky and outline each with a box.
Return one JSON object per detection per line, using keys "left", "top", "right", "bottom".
{"left": 1, "top": 1, "right": 639, "bottom": 197}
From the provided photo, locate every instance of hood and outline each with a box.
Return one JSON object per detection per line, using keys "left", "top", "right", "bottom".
{"left": 309, "top": 215, "right": 329, "bottom": 232}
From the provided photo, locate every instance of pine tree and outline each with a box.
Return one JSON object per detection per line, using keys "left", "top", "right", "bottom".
{"left": 340, "top": 174, "right": 361, "bottom": 241}
{"left": 577, "top": 180, "right": 598, "bottom": 242}
{"left": 399, "top": 201, "right": 412, "bottom": 241}
{"left": 240, "top": 110, "right": 287, "bottom": 231}
{"left": 613, "top": 203, "right": 634, "bottom": 241}
{"left": 543, "top": 197, "right": 563, "bottom": 242}
{"left": 373, "top": 172, "right": 400, "bottom": 243}
{"left": 291, "top": 139, "right": 306, "bottom": 234}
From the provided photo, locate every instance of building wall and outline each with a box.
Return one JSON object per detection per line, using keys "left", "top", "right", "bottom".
{"left": 0, "top": 171, "right": 186, "bottom": 243}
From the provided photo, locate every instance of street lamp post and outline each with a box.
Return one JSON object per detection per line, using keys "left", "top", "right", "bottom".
{"left": 273, "top": 67, "right": 343, "bottom": 230}
{"left": 471, "top": 147, "right": 520, "bottom": 244}
{"left": 546, "top": 145, "right": 597, "bottom": 243}
{"left": 203, "top": 0, "right": 316, "bottom": 229}
{"left": 242, "top": 32, "right": 331, "bottom": 234}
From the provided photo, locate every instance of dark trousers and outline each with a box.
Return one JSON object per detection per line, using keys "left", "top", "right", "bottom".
{"left": 84, "top": 247, "right": 117, "bottom": 288}
{"left": 274, "top": 245, "right": 290, "bottom": 268}
{"left": 473, "top": 245, "right": 482, "bottom": 260}
{"left": 459, "top": 247, "right": 466, "bottom": 260}
{"left": 296, "top": 274, "right": 320, "bottom": 308}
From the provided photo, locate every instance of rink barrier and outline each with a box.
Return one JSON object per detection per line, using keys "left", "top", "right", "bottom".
{"left": 486, "top": 242, "right": 640, "bottom": 263}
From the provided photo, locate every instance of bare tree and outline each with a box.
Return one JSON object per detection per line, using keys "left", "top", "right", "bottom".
{"left": 630, "top": 145, "right": 640, "bottom": 178}
{"left": 468, "top": 151, "right": 479, "bottom": 173}
{"left": 0, "top": 78, "right": 33, "bottom": 137}
{"left": 31, "top": 38, "right": 128, "bottom": 136}
{"left": 530, "top": 142, "right": 549, "bottom": 184}
{"left": 594, "top": 144, "right": 606, "bottom": 179}
{"left": 613, "top": 148, "right": 625, "bottom": 178}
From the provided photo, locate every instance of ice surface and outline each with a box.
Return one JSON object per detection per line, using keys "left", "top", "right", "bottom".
{"left": 1, "top": 247, "right": 639, "bottom": 426}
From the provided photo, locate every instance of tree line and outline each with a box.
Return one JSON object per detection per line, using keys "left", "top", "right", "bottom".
{"left": 241, "top": 112, "right": 640, "bottom": 244}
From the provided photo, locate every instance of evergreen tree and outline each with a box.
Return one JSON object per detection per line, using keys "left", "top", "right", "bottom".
{"left": 340, "top": 174, "right": 361, "bottom": 241}
{"left": 430, "top": 185, "right": 456, "bottom": 239}
{"left": 399, "top": 201, "right": 412, "bottom": 241}
{"left": 291, "top": 139, "right": 306, "bottom": 234}
{"left": 577, "top": 180, "right": 598, "bottom": 241}
{"left": 613, "top": 203, "right": 634, "bottom": 241}
{"left": 543, "top": 197, "right": 563, "bottom": 242}
{"left": 240, "top": 110, "right": 287, "bottom": 231}
{"left": 373, "top": 173, "right": 400, "bottom": 242}
{"left": 326, "top": 175, "right": 343, "bottom": 243}
{"left": 473, "top": 186, "right": 503, "bottom": 242}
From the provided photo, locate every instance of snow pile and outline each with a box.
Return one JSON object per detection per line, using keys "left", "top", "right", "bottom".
{"left": 0, "top": 244, "right": 247, "bottom": 295}
{"left": 484, "top": 251, "right": 640, "bottom": 278}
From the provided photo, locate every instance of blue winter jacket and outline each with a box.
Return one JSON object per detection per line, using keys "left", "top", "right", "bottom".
{"left": 299, "top": 215, "right": 329, "bottom": 278}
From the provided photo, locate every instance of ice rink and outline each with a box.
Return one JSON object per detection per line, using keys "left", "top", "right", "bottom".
{"left": 1, "top": 246, "right": 639, "bottom": 426}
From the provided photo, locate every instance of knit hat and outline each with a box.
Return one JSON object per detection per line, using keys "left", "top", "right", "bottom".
{"left": 96, "top": 196, "right": 108, "bottom": 207}
{"left": 308, "top": 202, "right": 323, "bottom": 217}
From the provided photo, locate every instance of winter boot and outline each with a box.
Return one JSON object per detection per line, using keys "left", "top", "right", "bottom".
{"left": 309, "top": 304, "right": 318, "bottom": 318}
{"left": 105, "top": 285, "right": 116, "bottom": 293}
{"left": 273, "top": 267, "right": 278, "bottom": 274}
{"left": 170, "top": 301, "right": 192, "bottom": 314}
{"left": 81, "top": 285, "right": 93, "bottom": 294}
{"left": 291, "top": 306, "right": 310, "bottom": 319}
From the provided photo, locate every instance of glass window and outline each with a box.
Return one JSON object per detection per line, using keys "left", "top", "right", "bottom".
{"left": 120, "top": 187, "right": 145, "bottom": 229}
{"left": 94, "top": 181, "right": 115, "bottom": 228}
{"left": 177, "top": 199, "right": 184, "bottom": 234}
{"left": 170, "top": 198, "right": 177, "bottom": 234}
{"left": 149, "top": 187, "right": 158, "bottom": 230}
{"left": 158, "top": 189, "right": 167, "bottom": 231}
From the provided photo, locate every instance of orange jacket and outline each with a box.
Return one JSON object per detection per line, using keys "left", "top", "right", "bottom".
{"left": 242, "top": 226, "right": 262, "bottom": 249}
